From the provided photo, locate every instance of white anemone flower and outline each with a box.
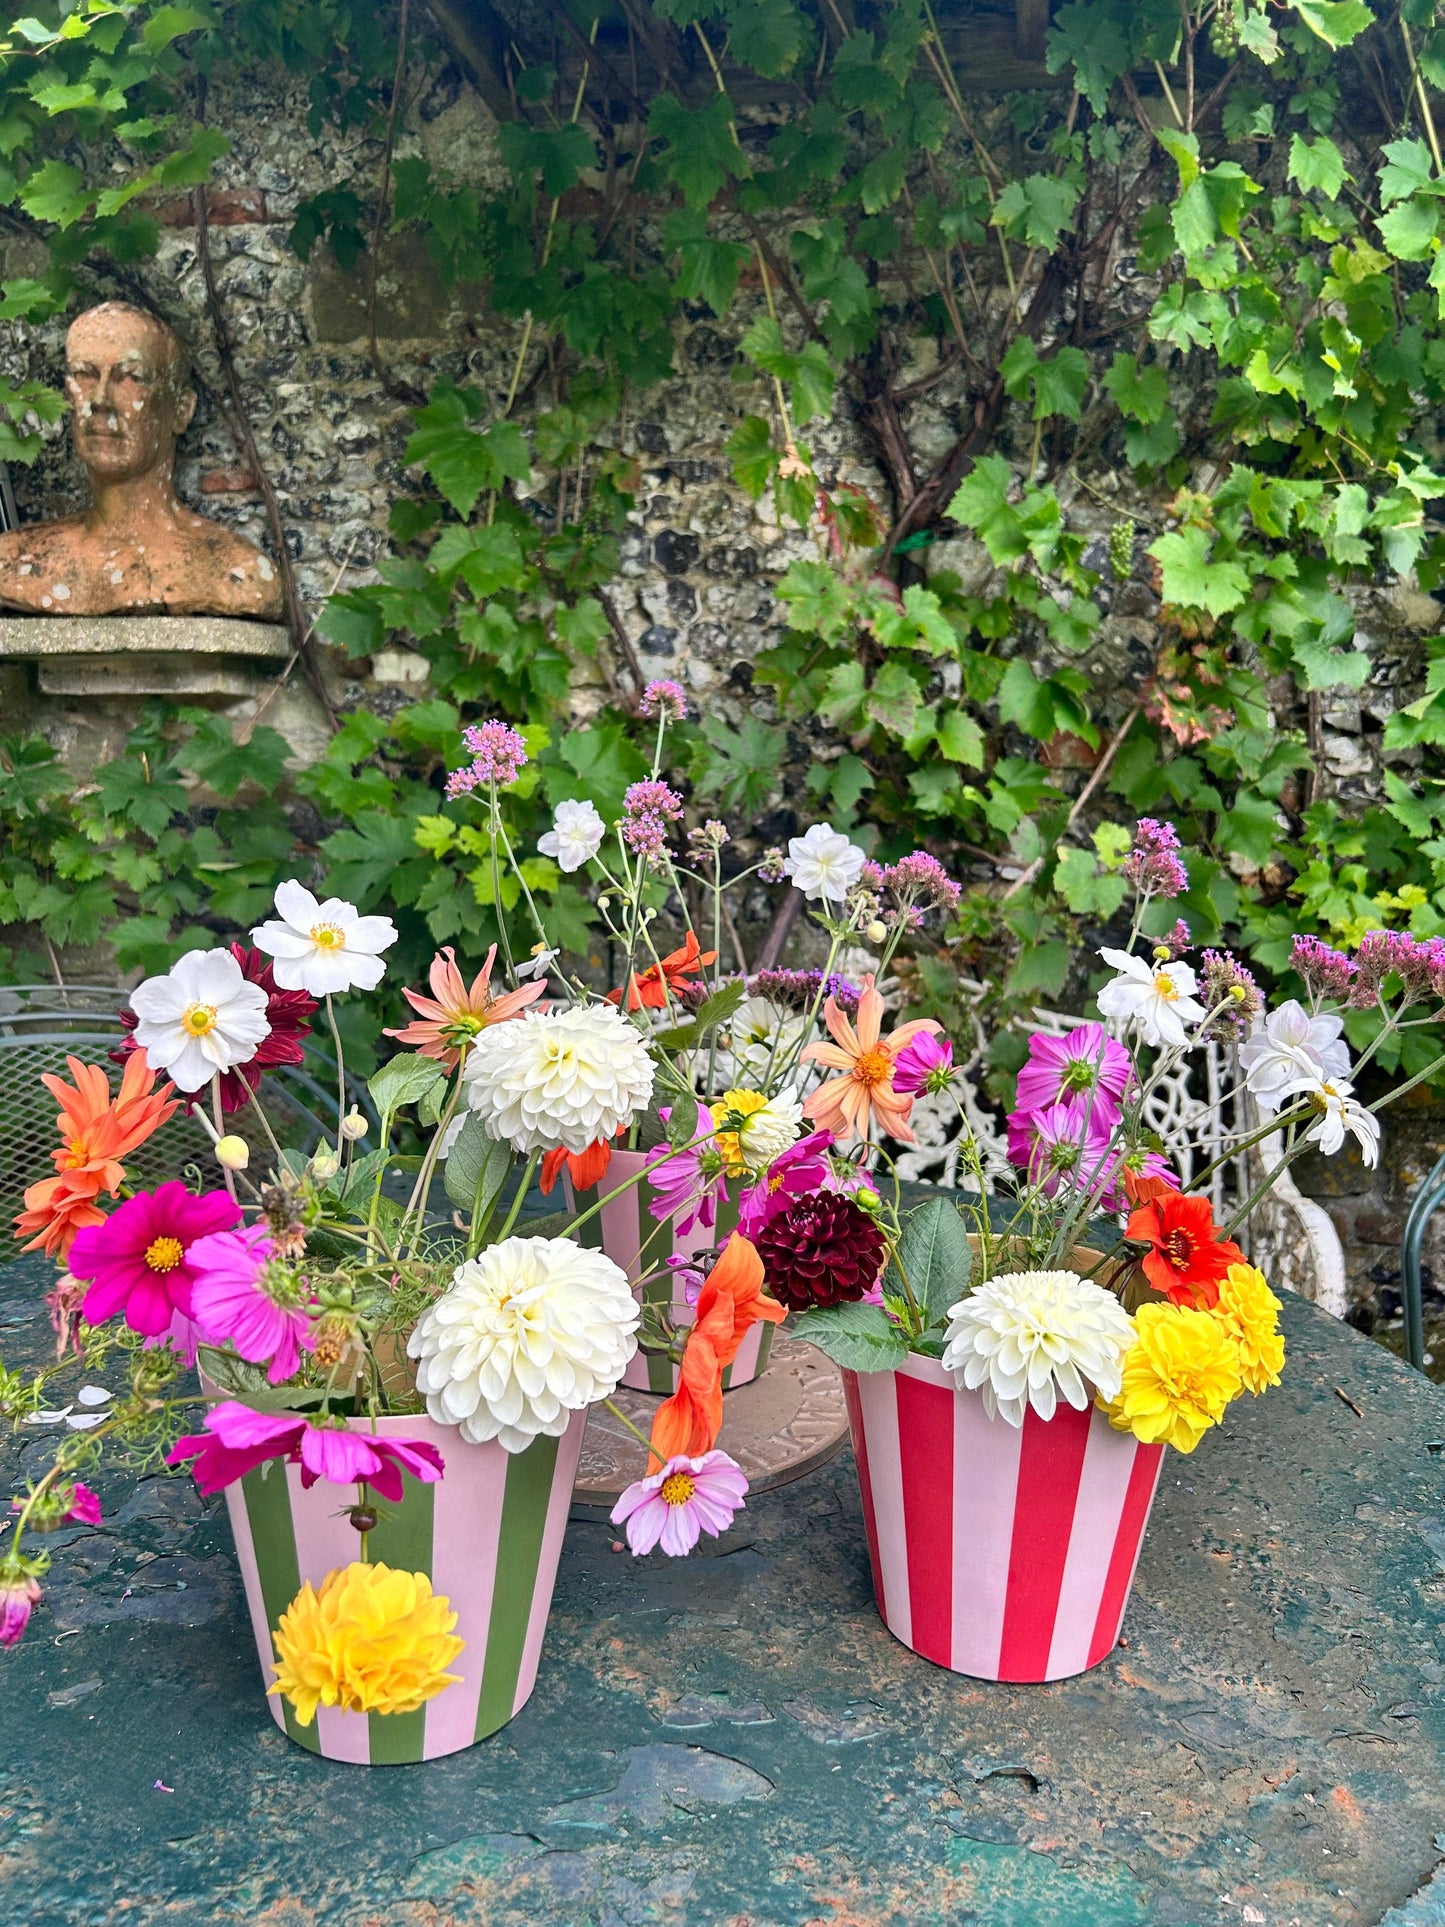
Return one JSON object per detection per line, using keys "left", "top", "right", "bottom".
{"left": 463, "top": 1002, "right": 655, "bottom": 1155}
{"left": 250, "top": 880, "right": 397, "bottom": 996}
{"left": 1305, "top": 1079, "right": 1380, "bottom": 1166}
{"left": 538, "top": 799, "right": 606, "bottom": 874}
{"left": 1095, "top": 948, "right": 1207, "bottom": 1048}
{"left": 409, "top": 1237, "right": 640, "bottom": 1451}
{"left": 129, "top": 948, "right": 271, "bottom": 1093}
{"left": 1238, "top": 1000, "right": 1351, "bottom": 1110}
{"left": 941, "top": 1270, "right": 1138, "bottom": 1427}
{"left": 782, "top": 824, "right": 868, "bottom": 903}
{"left": 727, "top": 996, "right": 810, "bottom": 1076}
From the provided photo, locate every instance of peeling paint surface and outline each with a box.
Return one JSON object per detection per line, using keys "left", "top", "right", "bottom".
{"left": 2, "top": 1252, "right": 1445, "bottom": 1926}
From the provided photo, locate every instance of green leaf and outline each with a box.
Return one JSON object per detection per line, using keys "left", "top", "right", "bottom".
{"left": 725, "top": 415, "right": 776, "bottom": 498}
{"left": 1288, "top": 133, "right": 1347, "bottom": 199}
{"left": 443, "top": 1113, "right": 514, "bottom": 1219}
{"left": 1378, "top": 199, "right": 1438, "bottom": 262}
{"left": 141, "top": 5, "right": 211, "bottom": 52}
{"left": 1217, "top": 789, "right": 1279, "bottom": 867}
{"left": 1101, "top": 352, "right": 1170, "bottom": 425}
{"left": 1148, "top": 527, "right": 1250, "bottom": 616}
{"left": 1001, "top": 338, "right": 1089, "bottom": 422}
{"left": 889, "top": 1196, "right": 972, "bottom": 1330}
{"left": 1054, "top": 845, "right": 1129, "bottom": 917}
{"left": 404, "top": 387, "right": 530, "bottom": 519}
{"left": 430, "top": 523, "right": 526, "bottom": 597}
{"left": 991, "top": 173, "right": 1080, "bottom": 249}
{"left": 648, "top": 91, "right": 747, "bottom": 208}
{"left": 936, "top": 707, "right": 986, "bottom": 767}
{"left": 497, "top": 120, "right": 597, "bottom": 196}
{"left": 996, "top": 659, "right": 1055, "bottom": 737}
{"left": 179, "top": 715, "right": 290, "bottom": 798}
{"left": 19, "top": 158, "right": 87, "bottom": 227}
{"left": 792, "top": 1300, "right": 908, "bottom": 1372}
{"left": 368, "top": 1051, "right": 446, "bottom": 1117}
{"left": 729, "top": 0, "right": 806, "bottom": 77}
{"left": 1295, "top": 0, "right": 1374, "bottom": 49}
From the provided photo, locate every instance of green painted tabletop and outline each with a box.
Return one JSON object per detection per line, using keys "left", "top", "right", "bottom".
{"left": 3, "top": 1250, "right": 1445, "bottom": 1927}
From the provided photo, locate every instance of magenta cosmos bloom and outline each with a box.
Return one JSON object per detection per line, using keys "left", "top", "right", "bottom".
{"left": 1007, "top": 1099, "right": 1116, "bottom": 1198}
{"left": 645, "top": 1103, "right": 727, "bottom": 1236}
{"left": 0, "top": 1566, "right": 42, "bottom": 1648}
{"left": 169, "top": 1402, "right": 445, "bottom": 1499}
{"left": 736, "top": 1130, "right": 834, "bottom": 1239}
{"left": 891, "top": 1033, "right": 956, "bottom": 1097}
{"left": 189, "top": 1224, "right": 314, "bottom": 1385}
{"left": 1014, "top": 1023, "right": 1133, "bottom": 1128}
{"left": 610, "top": 1450, "right": 749, "bottom": 1557}
{"left": 67, "top": 1183, "right": 240, "bottom": 1342}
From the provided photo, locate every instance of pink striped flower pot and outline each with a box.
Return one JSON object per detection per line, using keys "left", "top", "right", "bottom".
{"left": 569, "top": 1148, "right": 772, "bottom": 1396}
{"left": 843, "top": 1353, "right": 1165, "bottom": 1682}
{"left": 221, "top": 1408, "right": 585, "bottom": 1763}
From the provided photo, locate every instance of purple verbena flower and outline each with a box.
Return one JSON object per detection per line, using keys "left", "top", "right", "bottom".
{"left": 624, "top": 780, "right": 684, "bottom": 822}
{"left": 639, "top": 679, "right": 688, "bottom": 721}
{"left": 1124, "top": 818, "right": 1189, "bottom": 899}
{"left": 883, "top": 851, "right": 962, "bottom": 914}
{"left": 1291, "top": 935, "right": 1357, "bottom": 1002}
{"left": 622, "top": 812, "right": 669, "bottom": 862}
{"left": 1198, "top": 950, "right": 1263, "bottom": 1040}
{"left": 446, "top": 720, "right": 528, "bottom": 795}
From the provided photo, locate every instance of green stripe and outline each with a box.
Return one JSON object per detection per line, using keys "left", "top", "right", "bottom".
{"left": 240, "top": 1464, "right": 318, "bottom": 1754}
{"left": 365, "top": 1474, "right": 437, "bottom": 1765}
{"left": 473, "top": 1433, "right": 560, "bottom": 1741}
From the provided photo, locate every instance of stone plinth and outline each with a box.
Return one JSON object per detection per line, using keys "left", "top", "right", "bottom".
{"left": 0, "top": 614, "right": 291, "bottom": 696}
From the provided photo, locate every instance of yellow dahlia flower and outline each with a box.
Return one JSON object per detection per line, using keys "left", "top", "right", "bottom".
{"left": 1101, "top": 1303, "right": 1242, "bottom": 1454}
{"left": 1212, "top": 1262, "right": 1285, "bottom": 1395}
{"left": 268, "top": 1562, "right": 463, "bottom": 1726}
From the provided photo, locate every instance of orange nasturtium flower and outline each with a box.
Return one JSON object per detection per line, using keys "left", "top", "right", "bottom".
{"left": 1126, "top": 1190, "right": 1246, "bottom": 1310}
{"left": 384, "top": 944, "right": 545, "bottom": 1069}
{"left": 648, "top": 1234, "right": 786, "bottom": 1464}
{"left": 606, "top": 931, "right": 717, "bottom": 1013}
{"left": 13, "top": 1050, "right": 178, "bottom": 1258}
{"left": 800, "top": 973, "right": 942, "bottom": 1144}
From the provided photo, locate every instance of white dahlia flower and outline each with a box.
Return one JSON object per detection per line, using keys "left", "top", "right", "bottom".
{"left": 408, "top": 1237, "right": 640, "bottom": 1452}
{"left": 941, "top": 1269, "right": 1137, "bottom": 1428}
{"left": 462, "top": 1003, "right": 655, "bottom": 1155}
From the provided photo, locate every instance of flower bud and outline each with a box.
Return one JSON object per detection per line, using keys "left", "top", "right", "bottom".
{"left": 213, "top": 1135, "right": 250, "bottom": 1171}
{"left": 1152, "top": 944, "right": 1172, "bottom": 962}
{"left": 854, "top": 1187, "right": 882, "bottom": 1212}
{"left": 311, "top": 1152, "right": 341, "bottom": 1181}
{"left": 340, "top": 1110, "right": 368, "bottom": 1142}
{"left": 598, "top": 895, "right": 611, "bottom": 914}
{"left": 866, "top": 919, "right": 887, "bottom": 942}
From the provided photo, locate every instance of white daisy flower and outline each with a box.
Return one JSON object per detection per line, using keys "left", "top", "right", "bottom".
{"left": 942, "top": 1269, "right": 1138, "bottom": 1427}
{"left": 782, "top": 824, "right": 868, "bottom": 903}
{"left": 250, "top": 880, "right": 397, "bottom": 996}
{"left": 1095, "top": 948, "right": 1206, "bottom": 1048}
{"left": 129, "top": 949, "right": 271, "bottom": 1094}
{"left": 538, "top": 799, "right": 606, "bottom": 873}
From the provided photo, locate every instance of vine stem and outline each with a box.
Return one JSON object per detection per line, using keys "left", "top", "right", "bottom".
{"left": 363, "top": 0, "right": 421, "bottom": 404}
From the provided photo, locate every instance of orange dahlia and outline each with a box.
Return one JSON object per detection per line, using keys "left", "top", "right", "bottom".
{"left": 800, "top": 974, "right": 941, "bottom": 1143}
{"left": 384, "top": 944, "right": 545, "bottom": 1068}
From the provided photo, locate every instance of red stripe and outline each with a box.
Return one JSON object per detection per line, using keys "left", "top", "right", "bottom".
{"left": 1086, "top": 1441, "right": 1164, "bottom": 1668}
{"left": 894, "top": 1368, "right": 955, "bottom": 1666}
{"left": 997, "top": 1403, "right": 1092, "bottom": 1682}
{"left": 841, "top": 1371, "right": 886, "bottom": 1618}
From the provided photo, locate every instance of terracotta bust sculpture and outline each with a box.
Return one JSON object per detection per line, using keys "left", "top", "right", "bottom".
{"left": 0, "top": 302, "right": 283, "bottom": 620}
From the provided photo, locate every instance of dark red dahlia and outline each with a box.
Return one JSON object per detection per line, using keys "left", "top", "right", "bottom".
{"left": 754, "top": 1192, "right": 886, "bottom": 1313}
{"left": 113, "top": 944, "right": 317, "bottom": 1113}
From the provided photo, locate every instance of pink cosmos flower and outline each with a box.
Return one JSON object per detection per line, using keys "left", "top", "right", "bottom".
{"left": 891, "top": 1033, "right": 955, "bottom": 1097}
{"left": 1014, "top": 1023, "right": 1133, "bottom": 1128}
{"left": 0, "top": 1567, "right": 41, "bottom": 1647}
{"left": 736, "top": 1131, "right": 834, "bottom": 1238}
{"left": 168, "top": 1401, "right": 445, "bottom": 1500}
{"left": 610, "top": 1449, "right": 749, "bottom": 1557}
{"left": 67, "top": 1183, "right": 241, "bottom": 1342}
{"left": 189, "top": 1224, "right": 314, "bottom": 1385}
{"left": 1007, "top": 1099, "right": 1116, "bottom": 1198}
{"left": 66, "top": 1483, "right": 102, "bottom": 1527}
{"left": 645, "top": 1104, "right": 727, "bottom": 1236}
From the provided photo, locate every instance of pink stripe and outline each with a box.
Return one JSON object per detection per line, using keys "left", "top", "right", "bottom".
{"left": 1044, "top": 1409, "right": 1144, "bottom": 1680}
{"left": 841, "top": 1371, "right": 885, "bottom": 1614}
{"left": 1086, "top": 1441, "right": 1165, "bottom": 1667}
{"left": 729, "top": 1318, "right": 763, "bottom": 1383}
{"left": 948, "top": 1378, "right": 1023, "bottom": 1677}
{"left": 512, "top": 1410, "right": 587, "bottom": 1715}
{"left": 221, "top": 1484, "right": 286, "bottom": 1738}
{"left": 996, "top": 1402, "right": 1091, "bottom": 1683}
{"left": 895, "top": 1364, "right": 956, "bottom": 1666}
{"left": 855, "top": 1367, "right": 910, "bottom": 1646}
{"left": 421, "top": 1414, "right": 507, "bottom": 1760}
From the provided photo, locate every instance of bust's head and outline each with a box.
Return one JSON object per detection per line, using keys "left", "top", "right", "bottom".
{"left": 63, "top": 303, "right": 196, "bottom": 485}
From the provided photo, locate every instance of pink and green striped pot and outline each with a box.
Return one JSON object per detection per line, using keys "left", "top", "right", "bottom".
{"left": 221, "top": 1407, "right": 586, "bottom": 1763}
{"left": 569, "top": 1147, "right": 773, "bottom": 1396}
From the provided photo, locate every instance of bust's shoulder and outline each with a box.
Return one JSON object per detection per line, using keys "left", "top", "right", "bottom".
{"left": 177, "top": 512, "right": 284, "bottom": 616}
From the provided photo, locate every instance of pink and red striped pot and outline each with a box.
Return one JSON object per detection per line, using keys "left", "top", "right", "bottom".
{"left": 569, "top": 1147, "right": 772, "bottom": 1396}
{"left": 222, "top": 1407, "right": 585, "bottom": 1762}
{"left": 842, "top": 1354, "right": 1164, "bottom": 1682}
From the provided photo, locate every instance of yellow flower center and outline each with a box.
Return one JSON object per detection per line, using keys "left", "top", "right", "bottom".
{"left": 181, "top": 1002, "right": 218, "bottom": 1036}
{"left": 1152, "top": 971, "right": 1179, "bottom": 1001}
{"left": 853, "top": 1046, "right": 893, "bottom": 1087}
{"left": 310, "top": 922, "right": 346, "bottom": 949}
{"left": 144, "top": 1235, "right": 184, "bottom": 1272}
{"left": 660, "top": 1471, "right": 697, "bottom": 1507}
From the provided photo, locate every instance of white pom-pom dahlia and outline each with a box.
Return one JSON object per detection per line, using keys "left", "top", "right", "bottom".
{"left": 408, "top": 1237, "right": 639, "bottom": 1452}
{"left": 941, "top": 1269, "right": 1137, "bottom": 1428}
{"left": 462, "top": 1003, "right": 655, "bottom": 1155}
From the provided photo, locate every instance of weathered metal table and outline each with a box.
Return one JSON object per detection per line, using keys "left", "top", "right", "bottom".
{"left": 3, "top": 1251, "right": 1445, "bottom": 1927}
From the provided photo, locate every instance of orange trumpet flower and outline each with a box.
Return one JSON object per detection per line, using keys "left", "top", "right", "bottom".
{"left": 800, "top": 974, "right": 942, "bottom": 1144}
{"left": 606, "top": 931, "right": 717, "bottom": 1013}
{"left": 384, "top": 944, "right": 546, "bottom": 1069}
{"left": 648, "top": 1233, "right": 786, "bottom": 1464}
